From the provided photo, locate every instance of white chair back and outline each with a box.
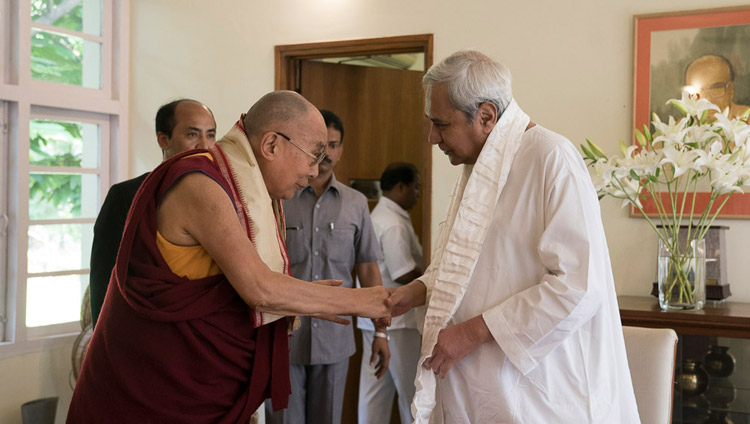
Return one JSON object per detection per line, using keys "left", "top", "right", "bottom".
{"left": 622, "top": 325, "right": 679, "bottom": 424}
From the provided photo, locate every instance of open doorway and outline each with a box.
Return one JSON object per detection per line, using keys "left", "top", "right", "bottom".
{"left": 275, "top": 34, "right": 433, "bottom": 424}
{"left": 275, "top": 34, "right": 433, "bottom": 256}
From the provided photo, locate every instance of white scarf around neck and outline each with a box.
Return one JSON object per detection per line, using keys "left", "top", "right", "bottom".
{"left": 412, "top": 99, "right": 530, "bottom": 423}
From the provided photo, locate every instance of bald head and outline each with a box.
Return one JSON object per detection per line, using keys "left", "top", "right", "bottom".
{"left": 685, "top": 54, "right": 738, "bottom": 113}
{"left": 686, "top": 55, "right": 734, "bottom": 83}
{"left": 241, "top": 91, "right": 327, "bottom": 200}
{"left": 243, "top": 91, "right": 312, "bottom": 140}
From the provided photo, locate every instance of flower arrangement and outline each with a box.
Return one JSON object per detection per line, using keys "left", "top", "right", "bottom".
{"left": 582, "top": 92, "right": 750, "bottom": 310}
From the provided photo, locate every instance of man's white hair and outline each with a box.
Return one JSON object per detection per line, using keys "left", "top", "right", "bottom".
{"left": 423, "top": 50, "right": 513, "bottom": 123}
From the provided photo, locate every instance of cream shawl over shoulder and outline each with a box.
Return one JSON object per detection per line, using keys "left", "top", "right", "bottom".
{"left": 209, "top": 118, "right": 291, "bottom": 327}
{"left": 412, "top": 99, "right": 530, "bottom": 423}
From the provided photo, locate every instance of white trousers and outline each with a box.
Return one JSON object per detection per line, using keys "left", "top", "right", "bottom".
{"left": 358, "top": 328, "right": 422, "bottom": 424}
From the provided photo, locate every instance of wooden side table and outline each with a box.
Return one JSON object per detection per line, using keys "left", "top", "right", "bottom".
{"left": 618, "top": 295, "right": 750, "bottom": 339}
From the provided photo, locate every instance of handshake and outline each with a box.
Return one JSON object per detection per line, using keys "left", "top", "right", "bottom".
{"left": 359, "top": 284, "right": 420, "bottom": 327}
{"left": 311, "top": 279, "right": 426, "bottom": 327}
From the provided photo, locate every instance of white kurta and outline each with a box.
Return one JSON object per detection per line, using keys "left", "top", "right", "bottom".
{"left": 359, "top": 196, "right": 423, "bottom": 330}
{"left": 424, "top": 126, "right": 639, "bottom": 423}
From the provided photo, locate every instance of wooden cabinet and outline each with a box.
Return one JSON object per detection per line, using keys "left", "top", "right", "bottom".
{"left": 619, "top": 296, "right": 750, "bottom": 423}
{"left": 619, "top": 296, "right": 750, "bottom": 338}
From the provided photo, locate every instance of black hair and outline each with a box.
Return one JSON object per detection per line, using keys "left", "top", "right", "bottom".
{"left": 380, "top": 162, "right": 419, "bottom": 192}
{"left": 320, "top": 109, "right": 344, "bottom": 142}
{"left": 155, "top": 99, "right": 213, "bottom": 137}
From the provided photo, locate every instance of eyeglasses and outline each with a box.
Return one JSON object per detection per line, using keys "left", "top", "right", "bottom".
{"left": 700, "top": 81, "right": 731, "bottom": 99}
{"left": 274, "top": 131, "right": 327, "bottom": 167}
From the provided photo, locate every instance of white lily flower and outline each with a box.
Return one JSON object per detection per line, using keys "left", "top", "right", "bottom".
{"left": 582, "top": 94, "right": 750, "bottom": 236}
{"left": 617, "top": 145, "right": 662, "bottom": 179}
{"left": 711, "top": 168, "right": 743, "bottom": 195}
{"left": 610, "top": 177, "right": 642, "bottom": 209}
{"left": 582, "top": 93, "right": 750, "bottom": 310}
{"left": 714, "top": 110, "right": 750, "bottom": 150}
{"left": 590, "top": 158, "right": 616, "bottom": 193}
{"left": 670, "top": 90, "right": 721, "bottom": 119}
{"left": 659, "top": 144, "right": 701, "bottom": 178}
{"left": 686, "top": 124, "right": 720, "bottom": 150}
{"left": 694, "top": 140, "right": 724, "bottom": 174}
{"left": 652, "top": 114, "right": 687, "bottom": 134}
{"left": 652, "top": 115, "right": 688, "bottom": 148}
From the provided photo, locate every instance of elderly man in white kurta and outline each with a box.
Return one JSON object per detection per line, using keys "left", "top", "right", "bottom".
{"left": 389, "top": 50, "right": 640, "bottom": 423}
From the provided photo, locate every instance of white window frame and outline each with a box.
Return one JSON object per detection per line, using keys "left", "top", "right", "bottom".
{"left": 0, "top": 0, "right": 128, "bottom": 357}
{"left": 0, "top": 102, "right": 8, "bottom": 343}
{"left": 24, "top": 106, "right": 111, "bottom": 339}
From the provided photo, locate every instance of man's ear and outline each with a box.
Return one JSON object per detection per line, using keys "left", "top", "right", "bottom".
{"left": 477, "top": 102, "right": 498, "bottom": 134}
{"left": 156, "top": 132, "right": 170, "bottom": 151}
{"left": 258, "top": 132, "right": 280, "bottom": 161}
{"left": 395, "top": 181, "right": 408, "bottom": 195}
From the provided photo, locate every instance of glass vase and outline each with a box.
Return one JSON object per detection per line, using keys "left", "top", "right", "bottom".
{"left": 658, "top": 237, "right": 706, "bottom": 311}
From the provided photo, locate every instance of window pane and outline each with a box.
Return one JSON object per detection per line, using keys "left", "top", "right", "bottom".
{"left": 31, "top": 29, "right": 102, "bottom": 88}
{"left": 30, "top": 119, "right": 100, "bottom": 168}
{"left": 29, "top": 173, "right": 99, "bottom": 219}
{"left": 31, "top": 0, "right": 102, "bottom": 36}
{"left": 26, "top": 274, "right": 88, "bottom": 327}
{"left": 27, "top": 223, "right": 93, "bottom": 273}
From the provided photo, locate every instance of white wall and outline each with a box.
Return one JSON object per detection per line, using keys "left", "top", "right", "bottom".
{"left": 4, "top": 0, "right": 750, "bottom": 422}
{"left": 129, "top": 0, "right": 750, "bottom": 301}
{"left": 0, "top": 345, "right": 72, "bottom": 423}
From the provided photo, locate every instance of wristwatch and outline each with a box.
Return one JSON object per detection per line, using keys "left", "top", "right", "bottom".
{"left": 374, "top": 331, "right": 390, "bottom": 341}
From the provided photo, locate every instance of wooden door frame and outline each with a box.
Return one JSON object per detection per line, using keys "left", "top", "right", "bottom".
{"left": 275, "top": 34, "right": 434, "bottom": 260}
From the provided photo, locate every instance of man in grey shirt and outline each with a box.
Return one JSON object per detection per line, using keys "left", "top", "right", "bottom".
{"left": 266, "top": 109, "right": 390, "bottom": 424}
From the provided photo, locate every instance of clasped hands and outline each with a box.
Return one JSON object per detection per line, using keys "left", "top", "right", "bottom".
{"left": 367, "top": 285, "right": 415, "bottom": 328}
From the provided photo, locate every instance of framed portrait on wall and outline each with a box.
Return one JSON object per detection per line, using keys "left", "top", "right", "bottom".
{"left": 633, "top": 6, "right": 750, "bottom": 218}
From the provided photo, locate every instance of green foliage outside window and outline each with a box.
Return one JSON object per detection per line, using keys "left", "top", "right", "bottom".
{"left": 28, "top": 1, "right": 97, "bottom": 220}
{"left": 31, "top": 0, "right": 86, "bottom": 86}
{"left": 29, "top": 120, "right": 84, "bottom": 219}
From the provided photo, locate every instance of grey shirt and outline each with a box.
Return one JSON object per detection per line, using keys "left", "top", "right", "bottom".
{"left": 283, "top": 174, "right": 382, "bottom": 364}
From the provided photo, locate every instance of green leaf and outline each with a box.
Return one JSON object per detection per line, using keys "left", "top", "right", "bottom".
{"left": 635, "top": 129, "right": 647, "bottom": 147}
{"left": 629, "top": 170, "right": 639, "bottom": 181}
{"left": 619, "top": 140, "right": 628, "bottom": 156}
{"left": 700, "top": 110, "right": 709, "bottom": 125}
{"left": 586, "top": 139, "right": 607, "bottom": 159}
{"left": 581, "top": 143, "right": 595, "bottom": 161}
{"left": 642, "top": 125, "right": 653, "bottom": 143}
{"left": 668, "top": 99, "right": 689, "bottom": 116}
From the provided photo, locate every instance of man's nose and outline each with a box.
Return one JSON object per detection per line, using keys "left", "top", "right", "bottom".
{"left": 309, "top": 163, "right": 319, "bottom": 179}
{"left": 196, "top": 134, "right": 211, "bottom": 148}
{"left": 428, "top": 126, "right": 440, "bottom": 145}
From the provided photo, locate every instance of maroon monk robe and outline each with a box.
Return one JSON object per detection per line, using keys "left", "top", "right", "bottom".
{"left": 67, "top": 150, "right": 290, "bottom": 423}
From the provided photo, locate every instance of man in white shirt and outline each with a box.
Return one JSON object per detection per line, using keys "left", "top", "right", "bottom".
{"left": 389, "top": 50, "right": 639, "bottom": 423}
{"left": 358, "top": 162, "right": 423, "bottom": 424}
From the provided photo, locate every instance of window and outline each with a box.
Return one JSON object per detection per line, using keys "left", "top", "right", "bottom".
{"left": 0, "top": 0, "right": 127, "bottom": 354}
{"left": 0, "top": 102, "right": 8, "bottom": 343}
